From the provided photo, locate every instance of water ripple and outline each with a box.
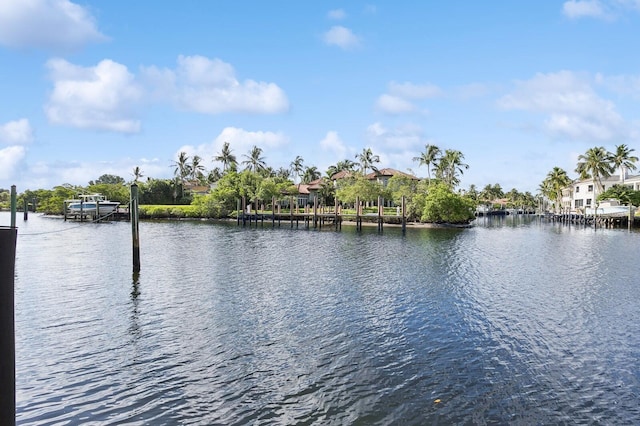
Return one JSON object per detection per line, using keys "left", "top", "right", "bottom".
{"left": 10, "top": 215, "right": 640, "bottom": 424}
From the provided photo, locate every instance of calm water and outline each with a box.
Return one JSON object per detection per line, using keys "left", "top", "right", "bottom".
{"left": 4, "top": 212, "right": 640, "bottom": 424}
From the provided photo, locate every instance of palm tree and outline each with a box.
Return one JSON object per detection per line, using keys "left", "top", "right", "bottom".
{"left": 611, "top": 144, "right": 638, "bottom": 184}
{"left": 336, "top": 159, "right": 357, "bottom": 172}
{"left": 543, "top": 167, "right": 572, "bottom": 213}
{"left": 435, "top": 149, "right": 468, "bottom": 188}
{"left": 412, "top": 144, "right": 441, "bottom": 183}
{"left": 575, "top": 147, "right": 614, "bottom": 208}
{"left": 290, "top": 155, "right": 304, "bottom": 183}
{"left": 207, "top": 167, "right": 223, "bottom": 183}
{"left": 190, "top": 155, "right": 206, "bottom": 183}
{"left": 276, "top": 167, "right": 291, "bottom": 180}
{"left": 242, "top": 146, "right": 267, "bottom": 173}
{"left": 131, "top": 166, "right": 144, "bottom": 183}
{"left": 172, "top": 151, "right": 191, "bottom": 196}
{"left": 302, "top": 166, "right": 321, "bottom": 184}
{"left": 214, "top": 141, "right": 237, "bottom": 171}
{"left": 356, "top": 148, "right": 380, "bottom": 175}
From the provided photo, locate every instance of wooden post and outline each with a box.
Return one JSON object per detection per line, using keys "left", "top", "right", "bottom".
{"left": 63, "top": 200, "right": 67, "bottom": 222}
{"left": 2, "top": 185, "right": 18, "bottom": 420}
{"left": 0, "top": 224, "right": 17, "bottom": 426}
{"left": 130, "top": 184, "right": 141, "bottom": 273}
{"left": 23, "top": 198, "right": 28, "bottom": 221}
{"left": 356, "top": 196, "right": 361, "bottom": 231}
{"left": 242, "top": 196, "right": 246, "bottom": 227}
{"left": 10, "top": 186, "right": 16, "bottom": 229}
{"left": 272, "top": 196, "right": 276, "bottom": 228}
{"left": 290, "top": 196, "right": 294, "bottom": 228}
{"left": 237, "top": 198, "right": 241, "bottom": 225}
{"left": 402, "top": 195, "right": 406, "bottom": 234}
{"left": 313, "top": 197, "right": 318, "bottom": 229}
{"left": 378, "top": 196, "right": 383, "bottom": 232}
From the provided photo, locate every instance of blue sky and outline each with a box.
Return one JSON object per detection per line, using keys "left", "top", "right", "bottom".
{"left": 1, "top": 0, "right": 640, "bottom": 194}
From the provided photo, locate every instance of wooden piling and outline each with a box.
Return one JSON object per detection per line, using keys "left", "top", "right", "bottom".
{"left": 1, "top": 186, "right": 17, "bottom": 426}
{"left": 130, "top": 184, "right": 141, "bottom": 273}
{"left": 402, "top": 196, "right": 406, "bottom": 233}
{"left": 377, "top": 196, "right": 383, "bottom": 232}
{"left": 23, "top": 198, "right": 28, "bottom": 221}
{"left": 10, "top": 186, "right": 16, "bottom": 229}
{"left": 313, "top": 197, "right": 318, "bottom": 229}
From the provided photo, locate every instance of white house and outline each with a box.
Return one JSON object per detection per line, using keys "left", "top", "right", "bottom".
{"left": 562, "top": 171, "right": 640, "bottom": 212}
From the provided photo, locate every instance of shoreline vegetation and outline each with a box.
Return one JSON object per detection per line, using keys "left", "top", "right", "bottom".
{"left": 3, "top": 143, "right": 640, "bottom": 227}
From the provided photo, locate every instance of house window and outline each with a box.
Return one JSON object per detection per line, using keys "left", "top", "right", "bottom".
{"left": 588, "top": 185, "right": 593, "bottom": 192}
{"left": 586, "top": 199, "right": 592, "bottom": 206}
{"left": 575, "top": 186, "right": 580, "bottom": 193}
{"left": 575, "top": 199, "right": 583, "bottom": 208}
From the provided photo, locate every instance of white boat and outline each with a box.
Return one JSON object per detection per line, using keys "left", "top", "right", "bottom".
{"left": 585, "top": 199, "right": 635, "bottom": 217}
{"left": 66, "top": 194, "right": 120, "bottom": 214}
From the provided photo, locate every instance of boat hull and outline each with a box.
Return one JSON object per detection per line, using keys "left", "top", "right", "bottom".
{"left": 67, "top": 202, "right": 119, "bottom": 214}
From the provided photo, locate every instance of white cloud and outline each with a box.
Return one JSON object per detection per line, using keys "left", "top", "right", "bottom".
{"left": 0, "top": 0, "right": 107, "bottom": 50}
{"left": 562, "top": 0, "right": 640, "bottom": 19}
{"left": 45, "top": 58, "right": 142, "bottom": 133}
{"left": 177, "top": 127, "right": 289, "bottom": 167}
{"left": 375, "top": 94, "right": 417, "bottom": 114}
{"left": 0, "top": 145, "right": 26, "bottom": 180}
{"left": 388, "top": 81, "right": 443, "bottom": 99}
{"left": 320, "top": 131, "right": 348, "bottom": 158}
{"left": 375, "top": 81, "right": 442, "bottom": 115}
{"left": 596, "top": 73, "right": 640, "bottom": 99}
{"left": 327, "top": 9, "right": 346, "bottom": 20}
{"left": 142, "top": 55, "right": 289, "bottom": 115}
{"left": 563, "top": 0, "right": 607, "bottom": 18}
{"left": 366, "top": 122, "right": 425, "bottom": 151}
{"left": 323, "top": 26, "right": 360, "bottom": 50}
{"left": 0, "top": 119, "right": 33, "bottom": 144}
{"left": 498, "top": 71, "right": 626, "bottom": 142}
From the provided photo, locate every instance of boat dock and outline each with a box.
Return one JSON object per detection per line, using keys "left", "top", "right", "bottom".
{"left": 63, "top": 205, "right": 130, "bottom": 222}
{"left": 237, "top": 196, "right": 407, "bottom": 232}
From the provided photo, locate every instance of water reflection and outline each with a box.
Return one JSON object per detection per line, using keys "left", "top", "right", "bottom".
{"left": 10, "top": 213, "right": 640, "bottom": 424}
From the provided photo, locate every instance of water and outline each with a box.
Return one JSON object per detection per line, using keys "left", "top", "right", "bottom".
{"left": 5, "top": 212, "right": 640, "bottom": 424}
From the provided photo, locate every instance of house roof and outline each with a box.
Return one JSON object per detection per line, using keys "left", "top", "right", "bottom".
{"left": 365, "top": 168, "right": 419, "bottom": 180}
{"left": 296, "top": 183, "right": 310, "bottom": 195}
{"left": 330, "top": 170, "right": 354, "bottom": 180}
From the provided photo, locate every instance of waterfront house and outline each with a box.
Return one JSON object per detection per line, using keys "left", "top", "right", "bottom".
{"left": 561, "top": 172, "right": 640, "bottom": 212}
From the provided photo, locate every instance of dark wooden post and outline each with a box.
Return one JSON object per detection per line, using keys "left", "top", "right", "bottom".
{"left": 355, "top": 196, "right": 361, "bottom": 231}
{"left": 290, "top": 196, "right": 294, "bottom": 228}
{"left": 130, "top": 184, "right": 141, "bottom": 273}
{"left": 272, "top": 196, "right": 276, "bottom": 228}
{"left": 378, "top": 196, "right": 383, "bottom": 232}
{"left": 10, "top": 186, "right": 16, "bottom": 229}
{"left": 1, "top": 186, "right": 17, "bottom": 425}
{"left": 313, "top": 196, "right": 318, "bottom": 229}
{"left": 402, "top": 195, "right": 406, "bottom": 234}
{"left": 23, "top": 198, "right": 27, "bottom": 221}
{"left": 241, "top": 196, "right": 246, "bottom": 227}
{"left": 236, "top": 198, "right": 241, "bottom": 225}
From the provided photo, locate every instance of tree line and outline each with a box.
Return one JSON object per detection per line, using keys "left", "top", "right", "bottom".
{"left": 2, "top": 142, "right": 555, "bottom": 223}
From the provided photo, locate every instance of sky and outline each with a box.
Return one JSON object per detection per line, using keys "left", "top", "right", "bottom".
{"left": 1, "top": 0, "right": 640, "bottom": 194}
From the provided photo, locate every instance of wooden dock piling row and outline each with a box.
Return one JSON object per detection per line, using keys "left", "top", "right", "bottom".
{"left": 237, "top": 196, "right": 407, "bottom": 233}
